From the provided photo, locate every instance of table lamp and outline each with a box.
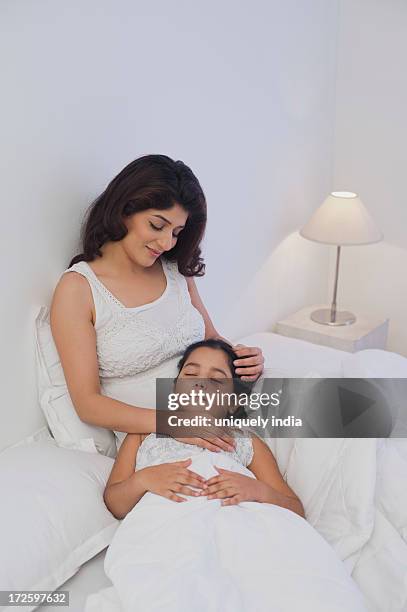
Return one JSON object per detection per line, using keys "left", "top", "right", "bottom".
{"left": 300, "top": 191, "right": 383, "bottom": 326}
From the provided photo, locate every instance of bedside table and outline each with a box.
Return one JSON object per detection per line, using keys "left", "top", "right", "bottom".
{"left": 274, "top": 305, "right": 389, "bottom": 353}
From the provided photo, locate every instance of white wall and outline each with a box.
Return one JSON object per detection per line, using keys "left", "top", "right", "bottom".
{"left": 0, "top": 0, "right": 338, "bottom": 449}
{"left": 332, "top": 0, "right": 407, "bottom": 355}
{"left": 201, "top": 2, "right": 340, "bottom": 337}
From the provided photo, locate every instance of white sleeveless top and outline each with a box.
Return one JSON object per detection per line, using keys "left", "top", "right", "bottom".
{"left": 62, "top": 258, "right": 206, "bottom": 380}
{"left": 136, "top": 431, "right": 254, "bottom": 473}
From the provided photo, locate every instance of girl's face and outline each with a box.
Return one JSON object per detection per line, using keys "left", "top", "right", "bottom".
{"left": 121, "top": 203, "right": 188, "bottom": 267}
{"left": 176, "top": 347, "right": 235, "bottom": 417}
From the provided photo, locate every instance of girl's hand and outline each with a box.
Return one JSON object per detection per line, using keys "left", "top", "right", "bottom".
{"left": 138, "top": 458, "right": 207, "bottom": 503}
{"left": 232, "top": 344, "right": 264, "bottom": 382}
{"left": 201, "top": 466, "right": 265, "bottom": 506}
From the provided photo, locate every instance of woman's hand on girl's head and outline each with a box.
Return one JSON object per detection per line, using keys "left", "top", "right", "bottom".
{"left": 138, "top": 458, "right": 207, "bottom": 503}
{"left": 232, "top": 344, "right": 264, "bottom": 382}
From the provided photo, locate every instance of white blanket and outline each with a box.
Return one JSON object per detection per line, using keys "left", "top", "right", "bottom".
{"left": 85, "top": 452, "right": 368, "bottom": 611}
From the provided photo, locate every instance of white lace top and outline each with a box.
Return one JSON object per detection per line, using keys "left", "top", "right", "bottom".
{"left": 62, "top": 258, "right": 206, "bottom": 379}
{"left": 136, "top": 431, "right": 254, "bottom": 470}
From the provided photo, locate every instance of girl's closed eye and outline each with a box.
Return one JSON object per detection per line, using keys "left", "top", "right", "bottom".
{"left": 183, "top": 373, "right": 224, "bottom": 385}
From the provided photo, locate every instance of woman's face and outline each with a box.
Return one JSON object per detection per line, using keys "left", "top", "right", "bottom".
{"left": 122, "top": 203, "right": 188, "bottom": 267}
{"left": 175, "top": 347, "right": 235, "bottom": 417}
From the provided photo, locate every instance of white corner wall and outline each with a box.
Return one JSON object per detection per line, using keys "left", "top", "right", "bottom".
{"left": 1, "top": 0, "right": 338, "bottom": 449}
{"left": 332, "top": 0, "right": 407, "bottom": 355}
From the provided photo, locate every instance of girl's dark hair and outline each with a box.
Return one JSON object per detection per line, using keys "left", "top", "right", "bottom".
{"left": 68, "top": 154, "right": 207, "bottom": 276}
{"left": 176, "top": 339, "right": 254, "bottom": 418}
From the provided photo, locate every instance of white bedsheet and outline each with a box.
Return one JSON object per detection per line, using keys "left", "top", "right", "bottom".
{"left": 85, "top": 451, "right": 368, "bottom": 612}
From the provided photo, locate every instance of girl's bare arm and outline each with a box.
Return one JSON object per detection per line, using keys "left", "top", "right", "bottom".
{"left": 248, "top": 436, "right": 305, "bottom": 518}
{"left": 104, "top": 434, "right": 148, "bottom": 519}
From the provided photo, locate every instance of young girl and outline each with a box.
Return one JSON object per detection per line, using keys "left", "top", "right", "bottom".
{"left": 103, "top": 338, "right": 305, "bottom": 519}
{"left": 87, "top": 341, "right": 367, "bottom": 611}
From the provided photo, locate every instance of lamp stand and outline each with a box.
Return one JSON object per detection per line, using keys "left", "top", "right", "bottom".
{"left": 310, "top": 246, "right": 356, "bottom": 326}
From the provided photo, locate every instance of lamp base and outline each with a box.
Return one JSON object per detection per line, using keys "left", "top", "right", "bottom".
{"left": 310, "top": 308, "right": 356, "bottom": 326}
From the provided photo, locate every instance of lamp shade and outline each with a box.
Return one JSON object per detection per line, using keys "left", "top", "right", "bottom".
{"left": 300, "top": 191, "right": 383, "bottom": 246}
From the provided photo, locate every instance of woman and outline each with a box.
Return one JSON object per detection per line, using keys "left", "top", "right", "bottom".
{"left": 50, "top": 154, "right": 265, "bottom": 460}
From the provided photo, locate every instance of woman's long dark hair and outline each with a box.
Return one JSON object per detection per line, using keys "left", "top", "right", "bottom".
{"left": 68, "top": 154, "right": 207, "bottom": 276}
{"left": 176, "top": 339, "right": 254, "bottom": 418}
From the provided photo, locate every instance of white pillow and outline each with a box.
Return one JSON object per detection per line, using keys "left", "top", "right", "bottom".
{"left": 342, "top": 349, "right": 407, "bottom": 378}
{"left": 253, "top": 370, "right": 376, "bottom": 572}
{"left": 284, "top": 438, "right": 376, "bottom": 573}
{"left": 342, "top": 349, "right": 407, "bottom": 437}
{"left": 0, "top": 441, "right": 118, "bottom": 607}
{"left": 35, "top": 306, "right": 117, "bottom": 457}
{"left": 235, "top": 332, "right": 344, "bottom": 377}
{"left": 252, "top": 367, "right": 322, "bottom": 453}
{"left": 263, "top": 438, "right": 376, "bottom": 574}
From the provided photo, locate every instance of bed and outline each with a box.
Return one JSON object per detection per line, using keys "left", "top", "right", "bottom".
{"left": 1, "top": 331, "right": 406, "bottom": 612}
